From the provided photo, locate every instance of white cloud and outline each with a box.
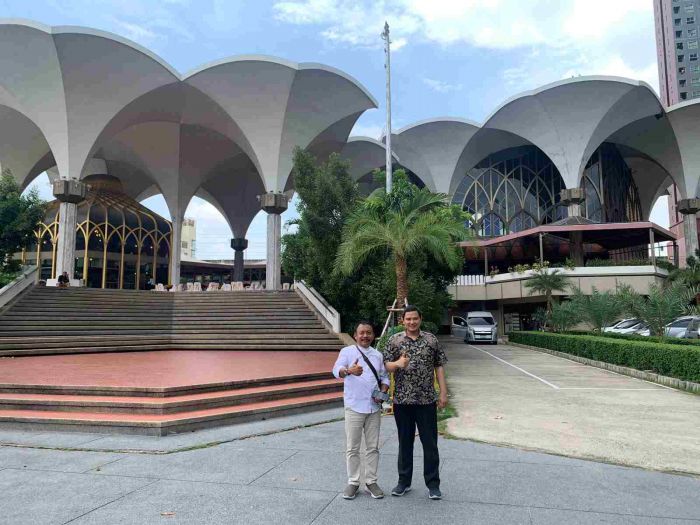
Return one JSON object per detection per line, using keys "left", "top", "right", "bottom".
{"left": 350, "top": 122, "right": 385, "bottom": 140}
{"left": 422, "top": 77, "right": 462, "bottom": 93}
{"left": 113, "top": 20, "right": 160, "bottom": 45}
{"left": 273, "top": 0, "right": 657, "bottom": 93}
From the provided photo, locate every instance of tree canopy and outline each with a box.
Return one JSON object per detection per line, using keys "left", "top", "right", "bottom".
{"left": 0, "top": 169, "right": 46, "bottom": 285}
{"left": 281, "top": 150, "right": 467, "bottom": 332}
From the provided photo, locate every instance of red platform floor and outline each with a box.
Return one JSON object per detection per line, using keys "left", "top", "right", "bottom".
{"left": 0, "top": 350, "right": 339, "bottom": 389}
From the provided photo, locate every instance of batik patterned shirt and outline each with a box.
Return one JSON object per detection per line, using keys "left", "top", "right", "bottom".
{"left": 383, "top": 331, "right": 447, "bottom": 405}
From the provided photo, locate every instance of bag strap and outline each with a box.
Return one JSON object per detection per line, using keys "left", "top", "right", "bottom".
{"left": 355, "top": 346, "right": 382, "bottom": 389}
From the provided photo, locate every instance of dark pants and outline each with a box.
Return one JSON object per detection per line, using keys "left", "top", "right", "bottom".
{"left": 393, "top": 403, "right": 440, "bottom": 489}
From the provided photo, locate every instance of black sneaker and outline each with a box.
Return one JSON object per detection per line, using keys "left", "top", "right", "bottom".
{"left": 391, "top": 484, "right": 411, "bottom": 496}
{"left": 428, "top": 487, "right": 442, "bottom": 500}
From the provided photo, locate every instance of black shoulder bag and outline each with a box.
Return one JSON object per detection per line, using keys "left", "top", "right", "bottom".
{"left": 355, "top": 346, "right": 389, "bottom": 404}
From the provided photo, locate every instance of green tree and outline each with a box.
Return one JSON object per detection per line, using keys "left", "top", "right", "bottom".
{"left": 335, "top": 173, "right": 468, "bottom": 307}
{"left": 568, "top": 286, "right": 623, "bottom": 332}
{"left": 0, "top": 169, "right": 46, "bottom": 286}
{"left": 548, "top": 300, "right": 578, "bottom": 333}
{"left": 618, "top": 281, "right": 697, "bottom": 337}
{"left": 523, "top": 267, "right": 570, "bottom": 315}
{"left": 667, "top": 249, "right": 700, "bottom": 287}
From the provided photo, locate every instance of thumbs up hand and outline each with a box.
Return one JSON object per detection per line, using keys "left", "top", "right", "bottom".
{"left": 396, "top": 352, "right": 410, "bottom": 370}
{"left": 347, "top": 358, "right": 364, "bottom": 376}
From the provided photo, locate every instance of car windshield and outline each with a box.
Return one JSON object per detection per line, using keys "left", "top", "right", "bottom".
{"left": 616, "top": 320, "right": 640, "bottom": 329}
{"left": 468, "top": 317, "right": 494, "bottom": 326}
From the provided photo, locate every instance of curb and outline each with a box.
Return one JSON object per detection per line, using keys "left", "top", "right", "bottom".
{"left": 509, "top": 342, "right": 700, "bottom": 395}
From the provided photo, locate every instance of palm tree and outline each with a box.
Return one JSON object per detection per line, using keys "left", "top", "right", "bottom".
{"left": 335, "top": 188, "right": 466, "bottom": 307}
{"left": 524, "top": 267, "right": 570, "bottom": 314}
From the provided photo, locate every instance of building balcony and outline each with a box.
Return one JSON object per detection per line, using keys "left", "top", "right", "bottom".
{"left": 448, "top": 265, "right": 669, "bottom": 302}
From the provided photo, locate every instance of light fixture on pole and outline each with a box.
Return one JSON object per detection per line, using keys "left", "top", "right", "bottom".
{"left": 381, "top": 21, "right": 392, "bottom": 193}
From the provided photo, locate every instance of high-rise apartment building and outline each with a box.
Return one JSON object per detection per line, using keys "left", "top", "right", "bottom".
{"left": 181, "top": 218, "right": 196, "bottom": 259}
{"left": 655, "top": 0, "right": 700, "bottom": 106}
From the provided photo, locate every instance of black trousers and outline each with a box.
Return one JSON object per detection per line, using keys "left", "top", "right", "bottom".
{"left": 393, "top": 403, "right": 440, "bottom": 489}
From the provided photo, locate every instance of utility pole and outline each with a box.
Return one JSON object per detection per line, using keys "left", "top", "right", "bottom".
{"left": 381, "top": 21, "right": 392, "bottom": 193}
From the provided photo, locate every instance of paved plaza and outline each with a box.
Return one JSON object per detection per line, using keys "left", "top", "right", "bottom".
{"left": 1, "top": 403, "right": 699, "bottom": 524}
{"left": 444, "top": 338, "right": 700, "bottom": 475}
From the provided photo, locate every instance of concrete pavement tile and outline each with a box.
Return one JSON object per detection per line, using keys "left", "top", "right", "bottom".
{"left": 232, "top": 419, "right": 354, "bottom": 452}
{"left": 92, "top": 444, "right": 296, "bottom": 484}
{"left": 590, "top": 464, "right": 700, "bottom": 520}
{"left": 251, "top": 449, "right": 399, "bottom": 493}
{"left": 83, "top": 407, "right": 345, "bottom": 452}
{"left": 0, "top": 430, "right": 105, "bottom": 447}
{"left": 437, "top": 458, "right": 507, "bottom": 504}
{"left": 313, "top": 494, "right": 530, "bottom": 525}
{"left": 0, "top": 468, "right": 154, "bottom": 525}
{"left": 0, "top": 446, "right": 126, "bottom": 473}
{"left": 67, "top": 478, "right": 335, "bottom": 525}
{"left": 530, "top": 507, "right": 700, "bottom": 524}
{"left": 497, "top": 461, "right": 699, "bottom": 518}
{"left": 250, "top": 449, "right": 351, "bottom": 492}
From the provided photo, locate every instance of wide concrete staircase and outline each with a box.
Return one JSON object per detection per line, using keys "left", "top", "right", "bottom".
{"left": 0, "top": 286, "right": 344, "bottom": 356}
{"left": 0, "top": 287, "right": 346, "bottom": 434}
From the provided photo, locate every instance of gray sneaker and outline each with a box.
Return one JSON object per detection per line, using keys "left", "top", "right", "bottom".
{"left": 366, "top": 483, "right": 384, "bottom": 499}
{"left": 343, "top": 484, "right": 359, "bottom": 500}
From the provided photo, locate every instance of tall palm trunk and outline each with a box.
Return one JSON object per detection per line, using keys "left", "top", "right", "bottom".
{"left": 395, "top": 253, "right": 409, "bottom": 307}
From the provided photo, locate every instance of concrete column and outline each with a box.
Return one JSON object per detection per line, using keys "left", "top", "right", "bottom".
{"left": 678, "top": 199, "right": 700, "bottom": 266}
{"left": 169, "top": 216, "right": 182, "bottom": 286}
{"left": 230, "top": 238, "right": 248, "bottom": 282}
{"left": 560, "top": 188, "right": 586, "bottom": 266}
{"left": 53, "top": 180, "right": 86, "bottom": 279}
{"left": 260, "top": 193, "right": 288, "bottom": 290}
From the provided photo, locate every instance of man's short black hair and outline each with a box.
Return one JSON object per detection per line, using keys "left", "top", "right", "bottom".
{"left": 354, "top": 320, "right": 375, "bottom": 333}
{"left": 403, "top": 305, "right": 422, "bottom": 318}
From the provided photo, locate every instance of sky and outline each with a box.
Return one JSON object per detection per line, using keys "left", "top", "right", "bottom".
{"left": 6, "top": 0, "right": 668, "bottom": 259}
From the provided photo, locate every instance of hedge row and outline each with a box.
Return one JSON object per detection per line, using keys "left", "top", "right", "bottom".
{"left": 509, "top": 331, "right": 700, "bottom": 383}
{"left": 566, "top": 331, "right": 700, "bottom": 347}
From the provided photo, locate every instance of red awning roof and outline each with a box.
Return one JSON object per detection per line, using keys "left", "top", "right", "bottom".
{"left": 458, "top": 221, "right": 676, "bottom": 250}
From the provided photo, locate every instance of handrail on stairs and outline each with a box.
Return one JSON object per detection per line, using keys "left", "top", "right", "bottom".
{"left": 294, "top": 280, "right": 341, "bottom": 333}
{"left": 0, "top": 265, "right": 38, "bottom": 309}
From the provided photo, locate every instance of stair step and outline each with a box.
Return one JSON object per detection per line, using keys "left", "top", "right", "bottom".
{"left": 0, "top": 378, "right": 342, "bottom": 414}
{"left": 0, "top": 391, "right": 344, "bottom": 435}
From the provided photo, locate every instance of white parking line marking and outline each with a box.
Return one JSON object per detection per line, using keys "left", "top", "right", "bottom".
{"left": 559, "top": 385, "right": 663, "bottom": 392}
{"left": 467, "top": 344, "right": 560, "bottom": 389}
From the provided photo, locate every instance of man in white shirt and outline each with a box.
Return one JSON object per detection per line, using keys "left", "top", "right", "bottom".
{"left": 333, "top": 321, "right": 390, "bottom": 500}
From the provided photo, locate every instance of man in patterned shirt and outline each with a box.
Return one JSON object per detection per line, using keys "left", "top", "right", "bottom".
{"left": 383, "top": 305, "right": 448, "bottom": 500}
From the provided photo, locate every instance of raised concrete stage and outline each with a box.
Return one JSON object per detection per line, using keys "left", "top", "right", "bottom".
{"left": 0, "top": 351, "right": 343, "bottom": 435}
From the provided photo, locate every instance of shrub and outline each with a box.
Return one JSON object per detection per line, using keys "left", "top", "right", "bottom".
{"left": 568, "top": 286, "right": 623, "bottom": 332}
{"left": 568, "top": 330, "right": 700, "bottom": 347}
{"left": 510, "top": 331, "right": 700, "bottom": 382}
{"left": 548, "top": 301, "right": 578, "bottom": 333}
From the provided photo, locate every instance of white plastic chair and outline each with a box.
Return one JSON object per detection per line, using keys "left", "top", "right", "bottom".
{"left": 221, "top": 283, "right": 232, "bottom": 291}
{"left": 282, "top": 283, "right": 290, "bottom": 291}
{"left": 234, "top": 281, "right": 244, "bottom": 291}
{"left": 207, "top": 282, "right": 220, "bottom": 291}
{"left": 193, "top": 282, "right": 202, "bottom": 292}
{"left": 155, "top": 283, "right": 166, "bottom": 292}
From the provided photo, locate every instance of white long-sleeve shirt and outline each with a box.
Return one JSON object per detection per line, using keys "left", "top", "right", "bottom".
{"left": 332, "top": 344, "right": 390, "bottom": 414}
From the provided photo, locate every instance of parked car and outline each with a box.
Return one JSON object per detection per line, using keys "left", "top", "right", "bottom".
{"left": 603, "top": 319, "right": 639, "bottom": 332}
{"left": 451, "top": 315, "right": 469, "bottom": 339}
{"left": 603, "top": 318, "right": 643, "bottom": 334}
{"left": 636, "top": 316, "right": 700, "bottom": 338}
{"left": 464, "top": 311, "right": 498, "bottom": 345}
